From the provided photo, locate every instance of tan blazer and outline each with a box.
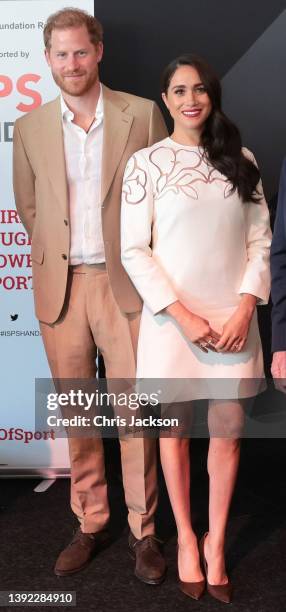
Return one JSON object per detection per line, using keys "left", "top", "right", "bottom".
{"left": 13, "top": 84, "right": 168, "bottom": 324}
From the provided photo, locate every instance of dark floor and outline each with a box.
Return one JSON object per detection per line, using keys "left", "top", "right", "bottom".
{"left": 1, "top": 438, "right": 286, "bottom": 612}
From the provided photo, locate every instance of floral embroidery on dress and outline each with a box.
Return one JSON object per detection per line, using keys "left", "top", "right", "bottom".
{"left": 149, "top": 146, "right": 232, "bottom": 200}
{"left": 122, "top": 146, "right": 233, "bottom": 206}
{"left": 122, "top": 155, "right": 147, "bottom": 204}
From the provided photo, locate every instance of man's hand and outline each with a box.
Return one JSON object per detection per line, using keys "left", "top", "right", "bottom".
{"left": 271, "top": 351, "right": 286, "bottom": 393}
{"left": 215, "top": 294, "right": 257, "bottom": 352}
{"left": 165, "top": 301, "right": 220, "bottom": 352}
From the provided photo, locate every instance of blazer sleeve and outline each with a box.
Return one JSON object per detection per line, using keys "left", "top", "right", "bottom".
{"left": 148, "top": 102, "right": 168, "bottom": 146}
{"left": 121, "top": 151, "right": 178, "bottom": 314}
{"left": 13, "top": 119, "right": 36, "bottom": 239}
{"left": 238, "top": 150, "right": 272, "bottom": 305}
{"left": 271, "top": 158, "right": 286, "bottom": 352}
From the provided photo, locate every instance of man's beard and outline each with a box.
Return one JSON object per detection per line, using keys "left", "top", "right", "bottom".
{"left": 52, "top": 67, "right": 98, "bottom": 97}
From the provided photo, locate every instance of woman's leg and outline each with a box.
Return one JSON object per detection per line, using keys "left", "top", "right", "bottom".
{"left": 159, "top": 435, "right": 204, "bottom": 582}
{"left": 204, "top": 399, "right": 244, "bottom": 584}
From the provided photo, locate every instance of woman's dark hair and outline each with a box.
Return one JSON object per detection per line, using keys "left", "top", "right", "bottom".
{"left": 161, "top": 54, "right": 261, "bottom": 203}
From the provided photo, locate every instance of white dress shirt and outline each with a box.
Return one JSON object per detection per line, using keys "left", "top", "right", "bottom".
{"left": 61, "top": 85, "right": 105, "bottom": 264}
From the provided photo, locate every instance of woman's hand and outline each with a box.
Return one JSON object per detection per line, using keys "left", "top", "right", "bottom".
{"left": 165, "top": 301, "right": 220, "bottom": 352}
{"left": 215, "top": 294, "right": 257, "bottom": 352}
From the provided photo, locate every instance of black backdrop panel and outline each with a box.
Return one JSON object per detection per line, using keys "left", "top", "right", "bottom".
{"left": 95, "top": 1, "right": 285, "bottom": 94}
{"left": 94, "top": 0, "right": 286, "bottom": 198}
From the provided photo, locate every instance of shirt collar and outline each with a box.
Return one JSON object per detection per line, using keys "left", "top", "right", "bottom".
{"left": 60, "top": 83, "right": 104, "bottom": 123}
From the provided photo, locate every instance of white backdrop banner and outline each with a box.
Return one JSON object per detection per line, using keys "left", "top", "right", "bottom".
{"left": 0, "top": 0, "right": 94, "bottom": 475}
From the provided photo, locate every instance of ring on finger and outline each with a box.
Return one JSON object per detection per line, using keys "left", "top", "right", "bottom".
{"left": 197, "top": 342, "right": 207, "bottom": 351}
{"left": 201, "top": 341, "right": 209, "bottom": 349}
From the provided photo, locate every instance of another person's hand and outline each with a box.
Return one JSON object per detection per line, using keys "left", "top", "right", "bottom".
{"left": 271, "top": 351, "right": 286, "bottom": 393}
{"left": 215, "top": 294, "right": 257, "bottom": 353}
{"left": 165, "top": 301, "right": 220, "bottom": 352}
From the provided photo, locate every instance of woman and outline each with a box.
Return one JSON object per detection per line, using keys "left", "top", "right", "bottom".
{"left": 121, "top": 55, "right": 271, "bottom": 603}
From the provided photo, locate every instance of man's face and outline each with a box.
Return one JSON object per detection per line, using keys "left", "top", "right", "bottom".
{"left": 45, "top": 25, "right": 103, "bottom": 97}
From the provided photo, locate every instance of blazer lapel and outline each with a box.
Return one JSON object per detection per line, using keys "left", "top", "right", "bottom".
{"left": 101, "top": 85, "right": 133, "bottom": 204}
{"left": 40, "top": 97, "right": 69, "bottom": 217}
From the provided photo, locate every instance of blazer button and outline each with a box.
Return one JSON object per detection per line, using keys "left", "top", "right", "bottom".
{"left": 62, "top": 254, "right": 67, "bottom": 260}
{"left": 64, "top": 219, "right": 68, "bottom": 226}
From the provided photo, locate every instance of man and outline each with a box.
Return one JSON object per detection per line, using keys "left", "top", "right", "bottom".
{"left": 13, "top": 8, "right": 167, "bottom": 582}
{"left": 271, "top": 158, "right": 286, "bottom": 391}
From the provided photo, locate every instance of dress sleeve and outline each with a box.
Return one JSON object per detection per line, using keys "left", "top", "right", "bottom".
{"left": 238, "top": 149, "right": 272, "bottom": 305}
{"left": 121, "top": 151, "right": 178, "bottom": 314}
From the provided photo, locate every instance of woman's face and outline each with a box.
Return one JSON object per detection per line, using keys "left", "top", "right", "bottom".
{"left": 162, "top": 65, "right": 212, "bottom": 137}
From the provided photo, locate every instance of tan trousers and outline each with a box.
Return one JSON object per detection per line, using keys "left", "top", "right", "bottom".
{"left": 40, "top": 264, "right": 157, "bottom": 538}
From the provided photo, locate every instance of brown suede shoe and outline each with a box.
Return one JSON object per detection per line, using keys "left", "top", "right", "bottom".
{"left": 128, "top": 532, "right": 167, "bottom": 585}
{"left": 54, "top": 527, "right": 110, "bottom": 576}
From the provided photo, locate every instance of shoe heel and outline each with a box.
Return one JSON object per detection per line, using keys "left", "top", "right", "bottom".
{"left": 199, "top": 533, "right": 232, "bottom": 604}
